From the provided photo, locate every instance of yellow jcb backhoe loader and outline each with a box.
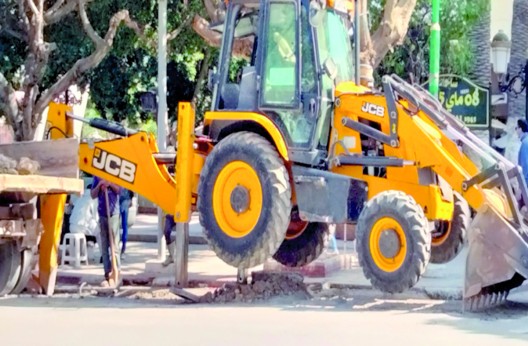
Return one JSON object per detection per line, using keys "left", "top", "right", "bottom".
{"left": 42, "top": 0, "right": 528, "bottom": 310}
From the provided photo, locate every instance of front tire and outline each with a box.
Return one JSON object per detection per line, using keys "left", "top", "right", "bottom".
{"left": 198, "top": 132, "right": 292, "bottom": 268}
{"left": 356, "top": 190, "right": 431, "bottom": 293}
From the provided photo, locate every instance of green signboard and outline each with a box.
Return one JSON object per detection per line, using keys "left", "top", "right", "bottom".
{"left": 423, "top": 75, "right": 489, "bottom": 128}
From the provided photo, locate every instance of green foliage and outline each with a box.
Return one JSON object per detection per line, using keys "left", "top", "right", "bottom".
{"left": 372, "top": 0, "right": 490, "bottom": 84}
{"left": 81, "top": 100, "right": 106, "bottom": 139}
{"left": 84, "top": 0, "right": 210, "bottom": 124}
{"left": 0, "top": 1, "right": 29, "bottom": 87}
{"left": 1, "top": 0, "right": 213, "bottom": 126}
{"left": 139, "top": 118, "right": 158, "bottom": 136}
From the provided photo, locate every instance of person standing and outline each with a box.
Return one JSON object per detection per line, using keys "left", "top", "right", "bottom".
{"left": 162, "top": 214, "right": 176, "bottom": 267}
{"left": 91, "top": 176, "right": 121, "bottom": 286}
{"left": 516, "top": 119, "right": 528, "bottom": 216}
{"left": 517, "top": 119, "right": 528, "bottom": 185}
{"left": 119, "top": 188, "right": 134, "bottom": 259}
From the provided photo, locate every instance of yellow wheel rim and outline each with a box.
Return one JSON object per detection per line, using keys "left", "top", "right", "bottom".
{"left": 432, "top": 220, "right": 450, "bottom": 246}
{"left": 369, "top": 217, "right": 407, "bottom": 272}
{"left": 212, "top": 161, "right": 263, "bottom": 238}
{"left": 285, "top": 220, "right": 308, "bottom": 240}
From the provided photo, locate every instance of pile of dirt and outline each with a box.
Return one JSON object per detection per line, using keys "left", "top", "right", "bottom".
{"left": 199, "top": 271, "right": 311, "bottom": 304}
{"left": 0, "top": 154, "right": 40, "bottom": 175}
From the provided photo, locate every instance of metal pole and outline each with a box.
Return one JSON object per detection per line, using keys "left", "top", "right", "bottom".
{"left": 354, "top": 0, "right": 360, "bottom": 85}
{"left": 174, "top": 223, "right": 189, "bottom": 288}
{"left": 429, "top": 0, "right": 441, "bottom": 98}
{"left": 157, "top": 0, "right": 168, "bottom": 260}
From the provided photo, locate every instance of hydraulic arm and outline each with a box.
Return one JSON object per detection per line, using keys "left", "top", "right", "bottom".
{"left": 335, "top": 74, "right": 528, "bottom": 309}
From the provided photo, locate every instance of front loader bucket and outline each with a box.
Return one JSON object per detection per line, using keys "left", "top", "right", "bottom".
{"left": 464, "top": 204, "right": 528, "bottom": 311}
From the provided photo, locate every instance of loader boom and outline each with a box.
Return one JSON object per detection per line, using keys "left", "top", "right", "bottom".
{"left": 332, "top": 74, "right": 528, "bottom": 308}
{"left": 76, "top": 103, "right": 203, "bottom": 223}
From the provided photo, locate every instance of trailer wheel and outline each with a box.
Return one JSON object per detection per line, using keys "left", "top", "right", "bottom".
{"left": 11, "top": 248, "right": 35, "bottom": 294}
{"left": 273, "top": 222, "right": 329, "bottom": 267}
{"left": 198, "top": 132, "right": 292, "bottom": 268}
{"left": 0, "top": 241, "right": 22, "bottom": 296}
{"left": 431, "top": 192, "right": 470, "bottom": 264}
{"left": 356, "top": 190, "right": 431, "bottom": 293}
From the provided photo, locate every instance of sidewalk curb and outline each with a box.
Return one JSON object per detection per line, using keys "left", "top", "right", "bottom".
{"left": 128, "top": 234, "right": 207, "bottom": 245}
{"left": 56, "top": 271, "right": 464, "bottom": 301}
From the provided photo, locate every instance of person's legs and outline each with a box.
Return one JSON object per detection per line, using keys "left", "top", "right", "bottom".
{"left": 120, "top": 207, "right": 129, "bottom": 255}
{"left": 109, "top": 212, "right": 121, "bottom": 269}
{"left": 162, "top": 215, "right": 176, "bottom": 266}
{"left": 99, "top": 216, "right": 111, "bottom": 280}
{"left": 164, "top": 214, "right": 176, "bottom": 245}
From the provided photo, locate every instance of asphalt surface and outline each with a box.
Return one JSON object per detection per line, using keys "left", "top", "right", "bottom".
{"left": 1, "top": 288, "right": 528, "bottom": 346}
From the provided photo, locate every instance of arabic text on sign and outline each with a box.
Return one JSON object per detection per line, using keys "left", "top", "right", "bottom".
{"left": 438, "top": 88, "right": 480, "bottom": 111}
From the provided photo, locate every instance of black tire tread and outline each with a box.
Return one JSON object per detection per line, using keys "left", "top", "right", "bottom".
{"left": 273, "top": 222, "right": 329, "bottom": 267}
{"left": 0, "top": 241, "right": 22, "bottom": 296}
{"left": 11, "top": 248, "right": 34, "bottom": 294}
{"left": 198, "top": 131, "right": 291, "bottom": 268}
{"left": 356, "top": 190, "right": 431, "bottom": 294}
{"left": 430, "top": 192, "right": 470, "bottom": 264}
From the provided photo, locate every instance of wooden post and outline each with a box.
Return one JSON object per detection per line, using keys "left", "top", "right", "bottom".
{"left": 174, "top": 222, "right": 189, "bottom": 288}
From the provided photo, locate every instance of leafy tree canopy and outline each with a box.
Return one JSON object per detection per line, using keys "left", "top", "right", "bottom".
{"left": 372, "top": 0, "right": 489, "bottom": 84}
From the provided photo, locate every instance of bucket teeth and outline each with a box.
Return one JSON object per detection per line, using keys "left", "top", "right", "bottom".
{"left": 463, "top": 289, "right": 512, "bottom": 312}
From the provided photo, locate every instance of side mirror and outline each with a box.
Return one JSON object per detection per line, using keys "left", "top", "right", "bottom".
{"left": 309, "top": 1, "right": 325, "bottom": 28}
{"left": 323, "top": 57, "right": 338, "bottom": 81}
{"left": 139, "top": 90, "right": 158, "bottom": 113}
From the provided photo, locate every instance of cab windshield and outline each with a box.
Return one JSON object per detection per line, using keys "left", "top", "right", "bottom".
{"left": 315, "top": 10, "right": 355, "bottom": 83}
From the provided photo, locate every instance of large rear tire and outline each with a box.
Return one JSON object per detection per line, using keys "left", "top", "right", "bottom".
{"left": 356, "top": 190, "right": 431, "bottom": 293}
{"left": 198, "top": 132, "right": 292, "bottom": 268}
{"left": 0, "top": 241, "right": 22, "bottom": 296}
{"left": 11, "top": 248, "right": 34, "bottom": 294}
{"left": 273, "top": 222, "right": 329, "bottom": 267}
{"left": 430, "top": 192, "right": 470, "bottom": 264}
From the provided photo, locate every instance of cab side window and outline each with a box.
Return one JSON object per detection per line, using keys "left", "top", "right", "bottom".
{"left": 261, "top": 2, "right": 297, "bottom": 107}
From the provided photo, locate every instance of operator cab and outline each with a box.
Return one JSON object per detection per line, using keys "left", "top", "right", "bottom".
{"left": 206, "top": 0, "right": 356, "bottom": 166}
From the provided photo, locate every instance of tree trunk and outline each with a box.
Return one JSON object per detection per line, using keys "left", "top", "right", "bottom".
{"left": 192, "top": 49, "right": 212, "bottom": 107}
{"left": 468, "top": 2, "right": 491, "bottom": 88}
{"left": 468, "top": 0, "right": 491, "bottom": 147}
{"left": 505, "top": 0, "right": 528, "bottom": 164}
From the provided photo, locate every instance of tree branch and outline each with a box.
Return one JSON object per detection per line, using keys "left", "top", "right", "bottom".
{"left": 77, "top": 0, "right": 103, "bottom": 45}
{"left": 18, "top": 0, "right": 30, "bottom": 33}
{"left": 369, "top": 0, "right": 417, "bottom": 68}
{"left": 26, "top": 0, "right": 39, "bottom": 18}
{"left": 0, "top": 72, "right": 19, "bottom": 127}
{"left": 167, "top": 14, "right": 192, "bottom": 41}
{"left": 192, "top": 49, "right": 211, "bottom": 105}
{"left": 45, "top": 0, "right": 91, "bottom": 25}
{"left": 34, "top": 9, "right": 143, "bottom": 116}
{"left": 192, "top": 15, "right": 252, "bottom": 57}
{"left": 0, "top": 25, "right": 27, "bottom": 41}
{"left": 203, "top": 0, "right": 218, "bottom": 21}
{"left": 47, "top": 0, "right": 65, "bottom": 14}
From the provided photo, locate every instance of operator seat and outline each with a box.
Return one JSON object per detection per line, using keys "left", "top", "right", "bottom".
{"left": 221, "top": 83, "right": 240, "bottom": 109}
{"left": 237, "top": 66, "right": 257, "bottom": 110}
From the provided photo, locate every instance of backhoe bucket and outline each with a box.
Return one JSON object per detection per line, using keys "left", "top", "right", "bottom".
{"left": 464, "top": 204, "right": 528, "bottom": 311}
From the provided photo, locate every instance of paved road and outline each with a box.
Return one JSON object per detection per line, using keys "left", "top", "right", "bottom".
{"left": 2, "top": 289, "right": 528, "bottom": 346}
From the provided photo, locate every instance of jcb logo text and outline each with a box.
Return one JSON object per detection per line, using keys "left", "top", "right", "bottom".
{"left": 93, "top": 148, "right": 136, "bottom": 183}
{"left": 361, "top": 102, "right": 385, "bottom": 117}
